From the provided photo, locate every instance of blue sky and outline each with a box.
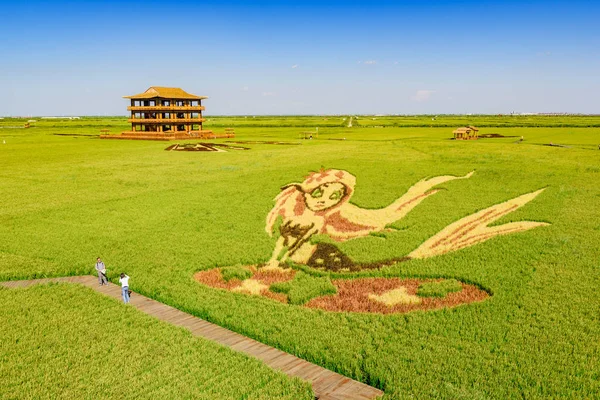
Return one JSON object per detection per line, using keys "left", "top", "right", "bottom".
{"left": 1, "top": 0, "right": 599, "bottom": 115}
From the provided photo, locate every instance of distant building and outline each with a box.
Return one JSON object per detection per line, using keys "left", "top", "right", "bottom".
{"left": 41, "top": 116, "right": 81, "bottom": 119}
{"left": 453, "top": 126, "right": 479, "bottom": 140}
{"left": 102, "top": 86, "right": 213, "bottom": 140}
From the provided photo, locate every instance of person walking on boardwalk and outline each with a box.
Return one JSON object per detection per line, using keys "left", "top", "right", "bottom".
{"left": 119, "top": 273, "right": 130, "bottom": 304}
{"left": 95, "top": 257, "right": 108, "bottom": 286}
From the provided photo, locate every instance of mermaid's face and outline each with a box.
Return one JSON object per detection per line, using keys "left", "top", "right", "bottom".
{"left": 305, "top": 182, "right": 346, "bottom": 211}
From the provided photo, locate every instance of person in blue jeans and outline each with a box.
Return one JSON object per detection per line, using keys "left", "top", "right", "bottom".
{"left": 119, "top": 273, "right": 130, "bottom": 303}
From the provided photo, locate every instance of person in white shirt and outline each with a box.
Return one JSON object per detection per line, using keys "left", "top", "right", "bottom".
{"left": 119, "top": 273, "right": 130, "bottom": 304}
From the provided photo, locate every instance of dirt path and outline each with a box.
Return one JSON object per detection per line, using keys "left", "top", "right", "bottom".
{"left": 1, "top": 276, "right": 383, "bottom": 400}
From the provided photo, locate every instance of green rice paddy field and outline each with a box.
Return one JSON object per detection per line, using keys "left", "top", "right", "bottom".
{"left": 1, "top": 116, "right": 599, "bottom": 398}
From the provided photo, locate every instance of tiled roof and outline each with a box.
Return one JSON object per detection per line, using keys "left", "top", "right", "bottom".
{"left": 124, "top": 87, "right": 207, "bottom": 100}
{"left": 453, "top": 126, "right": 479, "bottom": 133}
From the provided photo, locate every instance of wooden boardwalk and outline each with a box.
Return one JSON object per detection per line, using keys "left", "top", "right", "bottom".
{"left": 1, "top": 276, "right": 383, "bottom": 400}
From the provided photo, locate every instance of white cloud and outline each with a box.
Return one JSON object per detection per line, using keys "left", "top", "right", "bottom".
{"left": 411, "top": 90, "right": 435, "bottom": 102}
{"left": 241, "top": 86, "right": 249, "bottom": 92}
{"left": 262, "top": 92, "right": 276, "bottom": 97}
{"left": 363, "top": 60, "right": 377, "bottom": 65}
{"left": 291, "top": 64, "right": 298, "bottom": 69}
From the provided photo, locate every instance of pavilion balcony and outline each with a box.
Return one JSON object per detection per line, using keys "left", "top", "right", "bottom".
{"left": 128, "top": 118, "right": 206, "bottom": 123}
{"left": 127, "top": 105, "right": 205, "bottom": 111}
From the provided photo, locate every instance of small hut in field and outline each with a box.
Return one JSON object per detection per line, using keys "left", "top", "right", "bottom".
{"left": 453, "top": 126, "right": 479, "bottom": 140}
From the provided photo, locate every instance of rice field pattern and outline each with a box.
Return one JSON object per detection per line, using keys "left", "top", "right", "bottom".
{"left": 195, "top": 169, "right": 548, "bottom": 313}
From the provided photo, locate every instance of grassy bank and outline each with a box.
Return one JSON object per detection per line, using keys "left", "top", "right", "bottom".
{"left": 0, "top": 284, "right": 312, "bottom": 399}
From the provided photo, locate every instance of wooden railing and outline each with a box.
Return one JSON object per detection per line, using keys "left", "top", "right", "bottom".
{"left": 127, "top": 105, "right": 205, "bottom": 111}
{"left": 128, "top": 118, "right": 206, "bottom": 123}
{"left": 116, "top": 130, "right": 221, "bottom": 139}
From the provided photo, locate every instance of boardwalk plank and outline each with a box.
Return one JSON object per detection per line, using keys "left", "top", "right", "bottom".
{"left": 251, "top": 348, "right": 291, "bottom": 365}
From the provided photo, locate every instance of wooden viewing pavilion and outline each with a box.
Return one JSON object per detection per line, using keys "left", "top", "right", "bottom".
{"left": 101, "top": 87, "right": 225, "bottom": 141}
{"left": 453, "top": 126, "right": 479, "bottom": 140}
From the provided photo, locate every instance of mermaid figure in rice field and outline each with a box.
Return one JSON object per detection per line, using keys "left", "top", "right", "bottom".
{"left": 264, "top": 169, "right": 548, "bottom": 272}
{"left": 265, "top": 169, "right": 470, "bottom": 271}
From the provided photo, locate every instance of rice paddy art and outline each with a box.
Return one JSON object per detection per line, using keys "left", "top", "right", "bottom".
{"left": 265, "top": 169, "right": 548, "bottom": 269}
{"left": 194, "top": 267, "right": 489, "bottom": 314}
{"left": 165, "top": 143, "right": 249, "bottom": 152}
{"left": 408, "top": 189, "right": 549, "bottom": 259}
{"left": 195, "top": 169, "right": 549, "bottom": 314}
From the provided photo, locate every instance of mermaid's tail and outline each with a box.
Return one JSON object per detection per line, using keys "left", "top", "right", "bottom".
{"left": 408, "top": 189, "right": 549, "bottom": 259}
